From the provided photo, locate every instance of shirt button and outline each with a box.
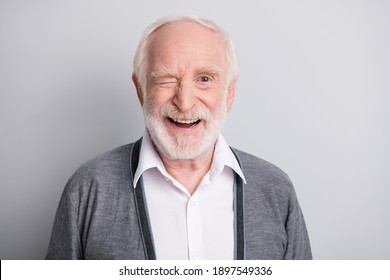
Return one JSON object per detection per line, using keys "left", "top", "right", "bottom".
{"left": 164, "top": 177, "right": 170, "bottom": 182}
{"left": 192, "top": 252, "right": 201, "bottom": 259}
{"left": 190, "top": 200, "right": 197, "bottom": 206}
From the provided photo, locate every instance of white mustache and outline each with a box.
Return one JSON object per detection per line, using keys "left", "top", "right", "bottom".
{"left": 160, "top": 104, "right": 211, "bottom": 122}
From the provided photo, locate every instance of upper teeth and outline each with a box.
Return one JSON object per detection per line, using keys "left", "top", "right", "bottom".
{"left": 172, "top": 118, "right": 199, "bottom": 124}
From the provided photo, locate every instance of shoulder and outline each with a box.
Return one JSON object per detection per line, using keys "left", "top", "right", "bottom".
{"left": 64, "top": 142, "right": 136, "bottom": 197}
{"left": 231, "top": 148, "right": 296, "bottom": 201}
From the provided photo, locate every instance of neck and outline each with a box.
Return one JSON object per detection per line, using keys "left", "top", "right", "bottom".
{"left": 158, "top": 147, "right": 215, "bottom": 195}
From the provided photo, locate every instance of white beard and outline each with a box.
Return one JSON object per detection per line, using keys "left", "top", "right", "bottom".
{"left": 143, "top": 99, "right": 227, "bottom": 160}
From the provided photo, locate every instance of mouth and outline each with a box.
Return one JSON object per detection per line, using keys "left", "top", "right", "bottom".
{"left": 167, "top": 117, "right": 201, "bottom": 129}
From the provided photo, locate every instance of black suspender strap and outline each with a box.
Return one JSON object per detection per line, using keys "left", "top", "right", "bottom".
{"left": 231, "top": 148, "right": 245, "bottom": 260}
{"left": 130, "top": 138, "right": 156, "bottom": 260}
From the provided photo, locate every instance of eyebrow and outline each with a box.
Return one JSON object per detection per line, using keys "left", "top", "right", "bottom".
{"left": 150, "top": 64, "right": 176, "bottom": 80}
{"left": 195, "top": 65, "right": 222, "bottom": 76}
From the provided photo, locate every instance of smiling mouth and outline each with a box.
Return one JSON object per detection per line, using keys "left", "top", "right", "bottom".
{"left": 167, "top": 117, "right": 201, "bottom": 128}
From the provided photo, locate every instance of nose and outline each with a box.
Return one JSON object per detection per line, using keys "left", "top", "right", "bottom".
{"left": 173, "top": 80, "right": 197, "bottom": 112}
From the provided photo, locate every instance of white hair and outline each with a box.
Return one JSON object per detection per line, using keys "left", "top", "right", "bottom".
{"left": 132, "top": 14, "right": 238, "bottom": 93}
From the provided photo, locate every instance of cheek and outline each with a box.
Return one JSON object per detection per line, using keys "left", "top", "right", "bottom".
{"left": 148, "top": 87, "right": 175, "bottom": 104}
{"left": 202, "top": 91, "right": 227, "bottom": 112}
{"left": 144, "top": 93, "right": 171, "bottom": 116}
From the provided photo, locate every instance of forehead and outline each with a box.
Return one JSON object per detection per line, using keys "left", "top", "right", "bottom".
{"left": 146, "top": 22, "right": 226, "bottom": 71}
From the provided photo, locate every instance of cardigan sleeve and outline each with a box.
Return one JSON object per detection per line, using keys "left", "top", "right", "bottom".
{"left": 45, "top": 183, "right": 83, "bottom": 260}
{"left": 283, "top": 201, "right": 312, "bottom": 260}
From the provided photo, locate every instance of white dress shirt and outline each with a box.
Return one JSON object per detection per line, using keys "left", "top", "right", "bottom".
{"left": 133, "top": 132, "right": 246, "bottom": 260}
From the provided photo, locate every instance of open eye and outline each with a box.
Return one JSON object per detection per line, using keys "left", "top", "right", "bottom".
{"left": 200, "top": 76, "right": 211, "bottom": 82}
{"left": 195, "top": 75, "right": 214, "bottom": 89}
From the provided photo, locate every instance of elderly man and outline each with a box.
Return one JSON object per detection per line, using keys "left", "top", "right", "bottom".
{"left": 46, "top": 15, "right": 312, "bottom": 260}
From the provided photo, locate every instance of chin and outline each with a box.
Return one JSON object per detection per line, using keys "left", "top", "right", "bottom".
{"left": 147, "top": 124, "right": 220, "bottom": 160}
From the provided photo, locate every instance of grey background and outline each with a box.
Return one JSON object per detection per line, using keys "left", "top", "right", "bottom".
{"left": 1, "top": 0, "right": 389, "bottom": 259}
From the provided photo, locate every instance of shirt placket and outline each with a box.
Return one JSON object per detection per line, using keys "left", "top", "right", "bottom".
{"left": 186, "top": 192, "right": 205, "bottom": 260}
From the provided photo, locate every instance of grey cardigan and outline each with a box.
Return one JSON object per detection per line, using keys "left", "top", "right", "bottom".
{"left": 46, "top": 139, "right": 312, "bottom": 260}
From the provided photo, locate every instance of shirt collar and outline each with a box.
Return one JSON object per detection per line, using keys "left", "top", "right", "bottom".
{"left": 211, "top": 134, "right": 247, "bottom": 184}
{"left": 133, "top": 131, "right": 246, "bottom": 188}
{"left": 133, "top": 131, "right": 166, "bottom": 188}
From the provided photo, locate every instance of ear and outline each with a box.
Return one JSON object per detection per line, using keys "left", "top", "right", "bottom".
{"left": 132, "top": 73, "right": 144, "bottom": 106}
{"left": 226, "top": 80, "right": 236, "bottom": 112}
